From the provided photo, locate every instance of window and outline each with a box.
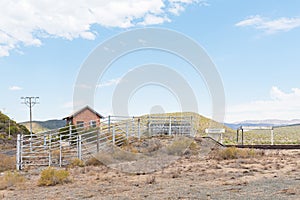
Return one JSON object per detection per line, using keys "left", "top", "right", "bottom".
{"left": 90, "top": 120, "right": 97, "bottom": 128}
{"left": 76, "top": 121, "right": 84, "bottom": 128}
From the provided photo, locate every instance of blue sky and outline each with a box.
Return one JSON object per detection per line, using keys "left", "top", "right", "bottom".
{"left": 1, "top": 0, "right": 300, "bottom": 123}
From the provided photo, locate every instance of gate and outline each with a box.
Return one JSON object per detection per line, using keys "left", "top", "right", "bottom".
{"left": 16, "top": 115, "right": 194, "bottom": 170}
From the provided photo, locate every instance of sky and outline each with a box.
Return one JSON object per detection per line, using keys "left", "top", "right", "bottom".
{"left": 1, "top": 0, "right": 300, "bottom": 123}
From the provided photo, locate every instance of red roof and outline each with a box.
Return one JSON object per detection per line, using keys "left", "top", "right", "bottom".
{"left": 63, "top": 105, "right": 104, "bottom": 120}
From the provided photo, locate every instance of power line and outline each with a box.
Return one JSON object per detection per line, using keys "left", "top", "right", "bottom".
{"left": 21, "top": 97, "right": 39, "bottom": 140}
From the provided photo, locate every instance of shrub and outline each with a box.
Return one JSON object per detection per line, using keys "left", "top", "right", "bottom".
{"left": 214, "top": 147, "right": 258, "bottom": 160}
{"left": 0, "top": 171, "right": 25, "bottom": 190}
{"left": 85, "top": 157, "right": 103, "bottom": 166}
{"left": 70, "top": 158, "right": 85, "bottom": 167}
{"left": 38, "top": 167, "right": 70, "bottom": 186}
{"left": 165, "top": 137, "right": 193, "bottom": 156}
{"left": 0, "top": 154, "right": 15, "bottom": 172}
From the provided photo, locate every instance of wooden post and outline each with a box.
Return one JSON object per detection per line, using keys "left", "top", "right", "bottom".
{"left": 138, "top": 118, "right": 141, "bottom": 139}
{"left": 112, "top": 126, "right": 115, "bottom": 145}
{"left": 241, "top": 129, "right": 244, "bottom": 146}
{"left": 271, "top": 128, "right": 274, "bottom": 145}
{"left": 236, "top": 129, "right": 239, "bottom": 144}
{"left": 97, "top": 129, "right": 100, "bottom": 153}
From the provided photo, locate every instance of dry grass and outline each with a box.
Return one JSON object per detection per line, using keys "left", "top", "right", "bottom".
{"left": 165, "top": 137, "right": 193, "bottom": 156}
{"left": 38, "top": 167, "right": 71, "bottom": 186}
{"left": 69, "top": 158, "right": 85, "bottom": 168}
{"left": 0, "top": 154, "right": 15, "bottom": 172}
{"left": 85, "top": 157, "right": 103, "bottom": 166}
{"left": 212, "top": 147, "right": 260, "bottom": 160}
{"left": 0, "top": 171, "right": 25, "bottom": 190}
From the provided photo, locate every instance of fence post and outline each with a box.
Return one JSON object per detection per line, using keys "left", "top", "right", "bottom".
{"left": 112, "top": 126, "right": 115, "bottom": 145}
{"left": 168, "top": 116, "right": 172, "bottom": 136}
{"left": 132, "top": 117, "right": 135, "bottom": 137}
{"left": 97, "top": 129, "right": 100, "bottom": 153}
{"left": 20, "top": 135, "right": 23, "bottom": 169}
{"left": 16, "top": 134, "right": 21, "bottom": 170}
{"left": 49, "top": 132, "right": 52, "bottom": 166}
{"left": 69, "top": 121, "right": 72, "bottom": 141}
{"left": 126, "top": 122, "right": 129, "bottom": 139}
{"left": 220, "top": 133, "right": 223, "bottom": 144}
{"left": 138, "top": 118, "right": 141, "bottom": 139}
{"left": 59, "top": 135, "right": 62, "bottom": 167}
{"left": 43, "top": 133, "right": 47, "bottom": 149}
{"left": 241, "top": 128, "right": 244, "bottom": 145}
{"left": 77, "top": 135, "right": 82, "bottom": 160}
{"left": 271, "top": 128, "right": 274, "bottom": 145}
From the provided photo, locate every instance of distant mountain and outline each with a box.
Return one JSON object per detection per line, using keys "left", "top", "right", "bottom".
{"left": 21, "top": 119, "right": 66, "bottom": 133}
{"left": 226, "top": 119, "right": 300, "bottom": 130}
{"left": 236, "top": 119, "right": 300, "bottom": 125}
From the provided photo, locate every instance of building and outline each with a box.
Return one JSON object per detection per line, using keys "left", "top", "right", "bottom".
{"left": 63, "top": 106, "right": 104, "bottom": 128}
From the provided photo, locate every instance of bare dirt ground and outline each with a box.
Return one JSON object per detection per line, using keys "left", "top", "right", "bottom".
{"left": 1, "top": 138, "right": 300, "bottom": 200}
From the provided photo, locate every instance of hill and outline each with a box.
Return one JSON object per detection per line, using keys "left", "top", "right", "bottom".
{"left": 139, "top": 112, "right": 234, "bottom": 133}
{"left": 0, "top": 112, "right": 29, "bottom": 147}
{"left": 137, "top": 112, "right": 236, "bottom": 144}
{"left": 227, "top": 119, "right": 300, "bottom": 129}
{"left": 20, "top": 119, "right": 66, "bottom": 133}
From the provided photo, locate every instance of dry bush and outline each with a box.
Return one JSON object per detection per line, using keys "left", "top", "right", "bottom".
{"left": 165, "top": 137, "right": 193, "bottom": 156}
{"left": 112, "top": 148, "right": 137, "bottom": 161}
{"left": 85, "top": 157, "right": 103, "bottom": 166}
{"left": 38, "top": 167, "right": 70, "bottom": 186}
{"left": 69, "top": 158, "right": 85, "bottom": 168}
{"left": 0, "top": 154, "right": 15, "bottom": 172}
{"left": 121, "top": 144, "right": 139, "bottom": 154}
{"left": 0, "top": 171, "right": 25, "bottom": 190}
{"left": 213, "top": 147, "right": 259, "bottom": 160}
{"left": 142, "top": 139, "right": 162, "bottom": 153}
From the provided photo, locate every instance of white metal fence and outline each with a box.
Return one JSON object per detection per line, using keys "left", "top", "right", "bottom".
{"left": 16, "top": 115, "right": 194, "bottom": 170}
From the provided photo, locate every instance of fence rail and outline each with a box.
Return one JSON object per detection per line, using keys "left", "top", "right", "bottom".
{"left": 16, "top": 115, "right": 195, "bottom": 170}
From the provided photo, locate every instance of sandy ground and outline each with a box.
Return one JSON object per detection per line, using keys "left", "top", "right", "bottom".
{"left": 0, "top": 139, "right": 300, "bottom": 200}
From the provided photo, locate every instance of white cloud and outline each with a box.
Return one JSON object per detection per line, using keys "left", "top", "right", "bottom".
{"left": 97, "top": 78, "right": 121, "bottom": 88}
{"left": 9, "top": 86, "right": 23, "bottom": 91}
{"left": 168, "top": 0, "right": 208, "bottom": 15}
{"left": 0, "top": 0, "right": 200, "bottom": 57}
{"left": 227, "top": 87, "right": 300, "bottom": 122}
{"left": 236, "top": 15, "right": 300, "bottom": 34}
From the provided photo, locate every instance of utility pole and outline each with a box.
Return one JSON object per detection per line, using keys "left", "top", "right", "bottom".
{"left": 21, "top": 97, "right": 39, "bottom": 140}
{"left": 8, "top": 118, "right": 10, "bottom": 139}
